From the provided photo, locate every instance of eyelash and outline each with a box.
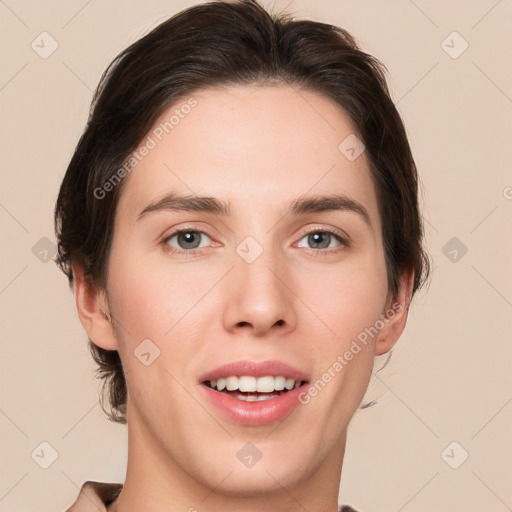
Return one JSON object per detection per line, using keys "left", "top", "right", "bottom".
{"left": 161, "top": 226, "right": 348, "bottom": 258}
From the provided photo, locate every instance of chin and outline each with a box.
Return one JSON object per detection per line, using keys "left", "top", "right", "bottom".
{"left": 202, "top": 466, "right": 304, "bottom": 498}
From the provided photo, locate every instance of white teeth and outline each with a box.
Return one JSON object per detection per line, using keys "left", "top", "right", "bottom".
{"left": 231, "top": 392, "right": 281, "bottom": 401}
{"left": 274, "top": 376, "right": 286, "bottom": 391}
{"left": 207, "top": 375, "right": 303, "bottom": 393}
{"left": 256, "top": 375, "right": 275, "bottom": 393}
{"left": 284, "top": 378, "right": 295, "bottom": 390}
{"left": 239, "top": 376, "right": 257, "bottom": 392}
{"left": 226, "top": 376, "right": 238, "bottom": 391}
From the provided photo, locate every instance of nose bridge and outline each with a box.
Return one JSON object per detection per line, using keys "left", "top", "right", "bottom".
{"left": 236, "top": 238, "right": 284, "bottom": 294}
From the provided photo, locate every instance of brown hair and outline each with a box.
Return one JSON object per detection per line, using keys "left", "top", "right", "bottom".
{"left": 54, "top": 0, "right": 431, "bottom": 423}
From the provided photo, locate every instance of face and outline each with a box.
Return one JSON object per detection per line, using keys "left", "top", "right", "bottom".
{"left": 86, "top": 85, "right": 407, "bottom": 497}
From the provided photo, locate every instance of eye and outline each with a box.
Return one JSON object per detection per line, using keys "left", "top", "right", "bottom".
{"left": 163, "top": 229, "right": 213, "bottom": 255}
{"left": 161, "top": 227, "right": 347, "bottom": 258}
{"left": 296, "top": 229, "right": 346, "bottom": 253}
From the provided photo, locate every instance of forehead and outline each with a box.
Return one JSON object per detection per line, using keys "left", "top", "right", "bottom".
{"left": 116, "top": 85, "right": 381, "bottom": 231}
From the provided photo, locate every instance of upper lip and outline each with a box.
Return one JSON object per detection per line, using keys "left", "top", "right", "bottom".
{"left": 198, "top": 360, "right": 310, "bottom": 383}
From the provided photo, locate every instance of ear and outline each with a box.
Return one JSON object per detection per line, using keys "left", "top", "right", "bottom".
{"left": 72, "top": 262, "right": 119, "bottom": 351}
{"left": 374, "top": 266, "right": 415, "bottom": 356}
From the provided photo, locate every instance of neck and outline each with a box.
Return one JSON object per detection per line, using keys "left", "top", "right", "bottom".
{"left": 109, "top": 411, "right": 346, "bottom": 512}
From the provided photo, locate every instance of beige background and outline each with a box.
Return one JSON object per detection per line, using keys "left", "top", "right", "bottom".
{"left": 1, "top": 0, "right": 511, "bottom": 511}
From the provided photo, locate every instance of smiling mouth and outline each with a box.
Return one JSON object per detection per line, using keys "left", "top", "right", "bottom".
{"left": 203, "top": 375, "right": 308, "bottom": 402}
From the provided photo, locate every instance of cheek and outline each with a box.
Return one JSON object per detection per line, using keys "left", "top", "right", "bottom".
{"left": 107, "top": 252, "right": 208, "bottom": 342}
{"left": 105, "top": 250, "right": 218, "bottom": 407}
{"left": 106, "top": 257, "right": 208, "bottom": 424}
{"left": 297, "top": 252, "right": 387, "bottom": 409}
{"left": 298, "top": 251, "right": 388, "bottom": 343}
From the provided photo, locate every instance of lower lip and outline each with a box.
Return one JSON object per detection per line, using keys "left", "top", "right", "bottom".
{"left": 200, "top": 384, "right": 307, "bottom": 426}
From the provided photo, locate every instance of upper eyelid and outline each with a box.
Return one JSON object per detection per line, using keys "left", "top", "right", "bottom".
{"left": 162, "top": 223, "right": 216, "bottom": 241}
{"left": 298, "top": 225, "right": 347, "bottom": 239}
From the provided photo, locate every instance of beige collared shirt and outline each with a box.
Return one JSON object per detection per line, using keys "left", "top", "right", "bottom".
{"left": 66, "top": 481, "right": 122, "bottom": 511}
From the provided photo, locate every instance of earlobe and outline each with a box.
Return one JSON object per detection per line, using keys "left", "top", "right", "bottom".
{"left": 72, "top": 263, "right": 119, "bottom": 351}
{"left": 374, "top": 266, "right": 415, "bottom": 356}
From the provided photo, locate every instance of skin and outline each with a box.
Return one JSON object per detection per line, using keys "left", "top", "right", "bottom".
{"left": 74, "top": 85, "right": 413, "bottom": 512}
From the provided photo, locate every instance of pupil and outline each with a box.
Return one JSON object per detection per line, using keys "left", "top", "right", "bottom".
{"left": 309, "top": 232, "right": 330, "bottom": 249}
{"left": 179, "top": 231, "right": 200, "bottom": 249}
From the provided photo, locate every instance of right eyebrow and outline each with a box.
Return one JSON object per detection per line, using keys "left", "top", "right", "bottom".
{"left": 137, "top": 193, "right": 231, "bottom": 220}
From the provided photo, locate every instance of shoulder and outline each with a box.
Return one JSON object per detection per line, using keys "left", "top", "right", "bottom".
{"left": 65, "top": 481, "right": 123, "bottom": 511}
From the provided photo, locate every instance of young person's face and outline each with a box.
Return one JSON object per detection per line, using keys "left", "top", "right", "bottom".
{"left": 79, "top": 85, "right": 410, "bottom": 497}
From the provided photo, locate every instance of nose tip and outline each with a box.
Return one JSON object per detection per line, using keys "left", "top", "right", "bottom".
{"left": 222, "top": 259, "right": 297, "bottom": 337}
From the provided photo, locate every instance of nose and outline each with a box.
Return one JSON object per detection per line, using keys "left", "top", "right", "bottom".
{"left": 222, "top": 248, "right": 297, "bottom": 337}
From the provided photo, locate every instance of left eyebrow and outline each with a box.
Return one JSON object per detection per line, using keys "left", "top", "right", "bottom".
{"left": 137, "top": 192, "right": 372, "bottom": 229}
{"left": 287, "top": 193, "right": 372, "bottom": 228}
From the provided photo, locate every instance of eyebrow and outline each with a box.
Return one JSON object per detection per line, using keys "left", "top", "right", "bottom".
{"left": 137, "top": 192, "right": 372, "bottom": 228}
